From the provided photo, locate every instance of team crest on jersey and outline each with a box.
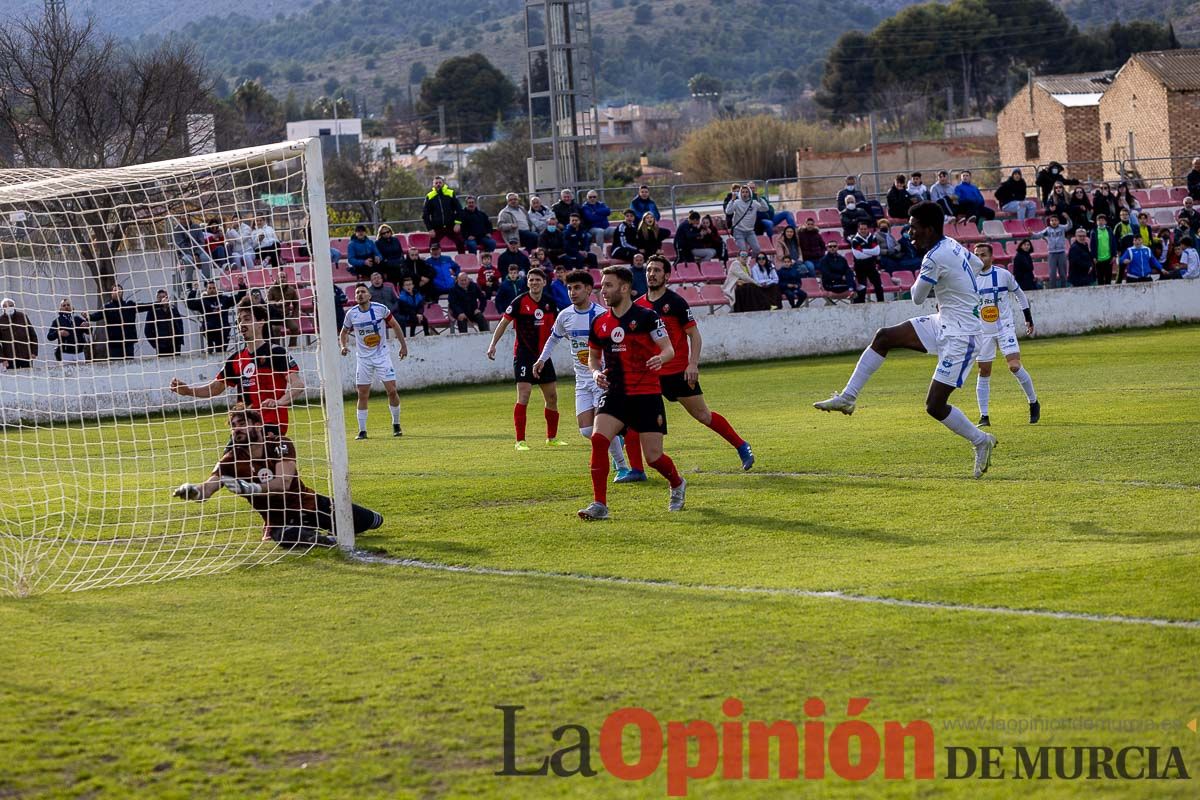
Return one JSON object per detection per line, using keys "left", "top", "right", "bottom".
{"left": 942, "top": 359, "right": 952, "bottom": 368}
{"left": 662, "top": 304, "right": 670, "bottom": 313}
{"left": 242, "top": 361, "right": 257, "bottom": 378}
{"left": 257, "top": 467, "right": 274, "bottom": 482}
{"left": 534, "top": 309, "right": 544, "bottom": 320}
{"left": 610, "top": 327, "right": 625, "bottom": 343}
{"left": 629, "top": 319, "right": 638, "bottom": 330}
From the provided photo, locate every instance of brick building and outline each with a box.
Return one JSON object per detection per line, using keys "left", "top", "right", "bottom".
{"left": 997, "top": 71, "right": 1113, "bottom": 181}
{"left": 1098, "top": 50, "right": 1200, "bottom": 183}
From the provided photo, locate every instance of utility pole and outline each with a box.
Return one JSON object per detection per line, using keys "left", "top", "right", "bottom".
{"left": 333, "top": 98, "right": 341, "bottom": 158}
{"left": 868, "top": 111, "right": 880, "bottom": 198}
{"left": 438, "top": 104, "right": 446, "bottom": 143}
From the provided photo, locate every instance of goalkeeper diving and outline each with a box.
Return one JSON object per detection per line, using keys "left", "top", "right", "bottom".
{"left": 172, "top": 404, "right": 383, "bottom": 546}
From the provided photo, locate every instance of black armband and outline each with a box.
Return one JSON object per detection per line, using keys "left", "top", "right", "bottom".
{"left": 1023, "top": 308, "right": 1033, "bottom": 325}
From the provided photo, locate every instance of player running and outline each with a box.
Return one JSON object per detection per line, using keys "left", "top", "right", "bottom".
{"left": 578, "top": 265, "right": 685, "bottom": 521}
{"left": 813, "top": 201, "right": 998, "bottom": 477}
{"left": 971, "top": 243, "right": 1040, "bottom": 426}
{"left": 486, "top": 267, "right": 565, "bottom": 451}
{"left": 169, "top": 299, "right": 303, "bottom": 436}
{"left": 531, "top": 270, "right": 632, "bottom": 477}
{"left": 172, "top": 404, "right": 384, "bottom": 547}
{"left": 619, "top": 256, "right": 753, "bottom": 480}
{"left": 340, "top": 283, "right": 409, "bottom": 439}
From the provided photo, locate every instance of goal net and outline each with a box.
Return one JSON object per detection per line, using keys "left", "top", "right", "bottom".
{"left": 0, "top": 140, "right": 352, "bottom": 597}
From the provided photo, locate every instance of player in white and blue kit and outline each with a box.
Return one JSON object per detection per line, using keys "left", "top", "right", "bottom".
{"left": 814, "top": 202, "right": 998, "bottom": 477}
{"left": 971, "top": 243, "right": 1040, "bottom": 427}
{"left": 340, "top": 283, "right": 408, "bottom": 439}
{"left": 532, "top": 269, "right": 632, "bottom": 479}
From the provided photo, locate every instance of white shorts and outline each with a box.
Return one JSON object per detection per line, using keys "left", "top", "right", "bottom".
{"left": 911, "top": 315, "right": 979, "bottom": 389}
{"left": 356, "top": 353, "right": 396, "bottom": 386}
{"left": 575, "top": 381, "right": 604, "bottom": 417}
{"left": 977, "top": 322, "right": 1020, "bottom": 362}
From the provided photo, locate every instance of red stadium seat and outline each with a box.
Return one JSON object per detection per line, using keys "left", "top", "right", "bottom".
{"left": 1003, "top": 219, "right": 1027, "bottom": 236}
{"left": 1168, "top": 186, "right": 1189, "bottom": 203}
{"left": 1024, "top": 218, "right": 1046, "bottom": 235}
{"left": 406, "top": 231, "right": 431, "bottom": 252}
{"left": 659, "top": 240, "right": 677, "bottom": 260}
{"left": 329, "top": 236, "right": 349, "bottom": 255}
{"left": 891, "top": 271, "right": 915, "bottom": 290}
{"left": 332, "top": 259, "right": 357, "bottom": 284}
{"left": 676, "top": 285, "right": 704, "bottom": 306}
{"left": 659, "top": 218, "right": 677, "bottom": 235}
{"left": 1132, "top": 189, "right": 1152, "bottom": 206}
{"left": 279, "top": 241, "right": 305, "bottom": 263}
{"left": 1147, "top": 187, "right": 1172, "bottom": 207}
{"left": 588, "top": 268, "right": 603, "bottom": 285}
{"left": 1029, "top": 238, "right": 1049, "bottom": 256}
{"left": 699, "top": 285, "right": 728, "bottom": 307}
{"left": 455, "top": 253, "right": 480, "bottom": 271}
{"left": 298, "top": 287, "right": 315, "bottom": 313}
{"left": 800, "top": 277, "right": 830, "bottom": 303}
{"left": 821, "top": 230, "right": 844, "bottom": 246}
{"left": 423, "top": 303, "right": 451, "bottom": 330}
{"left": 879, "top": 271, "right": 904, "bottom": 298}
{"left": 817, "top": 208, "right": 841, "bottom": 228}
{"left": 755, "top": 234, "right": 772, "bottom": 253}
{"left": 700, "top": 261, "right": 725, "bottom": 283}
{"left": 670, "top": 262, "right": 702, "bottom": 284}
{"left": 483, "top": 299, "right": 503, "bottom": 322}
{"left": 1034, "top": 261, "right": 1050, "bottom": 281}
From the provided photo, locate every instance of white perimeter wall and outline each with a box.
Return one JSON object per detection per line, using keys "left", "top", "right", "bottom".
{"left": 2, "top": 281, "right": 1198, "bottom": 425}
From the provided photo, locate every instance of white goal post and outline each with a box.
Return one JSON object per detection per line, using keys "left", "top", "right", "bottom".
{"left": 0, "top": 139, "right": 353, "bottom": 596}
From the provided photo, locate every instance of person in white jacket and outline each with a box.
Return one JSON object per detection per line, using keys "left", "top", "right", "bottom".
{"left": 497, "top": 193, "right": 539, "bottom": 249}
{"left": 225, "top": 214, "right": 256, "bottom": 271}
{"left": 725, "top": 187, "right": 767, "bottom": 255}
{"left": 251, "top": 216, "right": 281, "bottom": 267}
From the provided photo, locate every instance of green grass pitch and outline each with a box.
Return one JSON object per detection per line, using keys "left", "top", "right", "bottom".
{"left": 0, "top": 325, "right": 1197, "bottom": 798}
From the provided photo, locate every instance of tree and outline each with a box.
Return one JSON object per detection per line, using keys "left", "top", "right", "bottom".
{"left": 225, "top": 80, "right": 284, "bottom": 148}
{"left": 409, "top": 62, "right": 427, "bottom": 84}
{"left": 417, "top": 53, "right": 518, "bottom": 142}
{"left": 459, "top": 122, "right": 532, "bottom": 207}
{"left": 688, "top": 73, "right": 723, "bottom": 99}
{"left": 634, "top": 4, "right": 654, "bottom": 24}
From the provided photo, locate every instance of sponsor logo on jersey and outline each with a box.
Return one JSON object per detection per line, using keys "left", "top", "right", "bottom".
{"left": 534, "top": 308, "right": 544, "bottom": 320}
{"left": 611, "top": 327, "right": 626, "bottom": 343}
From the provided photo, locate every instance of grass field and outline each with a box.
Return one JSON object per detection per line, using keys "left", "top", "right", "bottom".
{"left": 1, "top": 325, "right": 1198, "bottom": 798}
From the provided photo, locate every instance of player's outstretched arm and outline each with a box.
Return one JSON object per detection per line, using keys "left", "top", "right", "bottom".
{"left": 169, "top": 375, "right": 226, "bottom": 399}
{"left": 173, "top": 473, "right": 221, "bottom": 502}
{"left": 387, "top": 317, "right": 408, "bottom": 359}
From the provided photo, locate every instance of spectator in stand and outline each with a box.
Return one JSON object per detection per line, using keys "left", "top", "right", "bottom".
{"left": 347, "top": 225, "right": 383, "bottom": 278}
{"left": 425, "top": 243, "right": 458, "bottom": 305}
{"left": 367, "top": 271, "right": 400, "bottom": 311}
{"left": 448, "top": 271, "right": 489, "bottom": 333}
{"left": 550, "top": 188, "right": 583, "bottom": 227}
{"left": 561, "top": 213, "right": 597, "bottom": 271}
{"left": 1187, "top": 157, "right": 1200, "bottom": 202}
{"left": 848, "top": 220, "right": 884, "bottom": 303}
{"left": 836, "top": 175, "right": 866, "bottom": 211}
{"left": 876, "top": 220, "right": 906, "bottom": 273}
{"left": 995, "top": 169, "right": 1038, "bottom": 221}
{"left": 1067, "top": 186, "right": 1093, "bottom": 232}
{"left": 494, "top": 262, "right": 526, "bottom": 312}
{"left": 750, "top": 252, "right": 783, "bottom": 309}
{"left": 1067, "top": 228, "right": 1094, "bottom": 287}
{"left": 1162, "top": 237, "right": 1200, "bottom": 279}
{"left": 629, "top": 252, "right": 648, "bottom": 297}
{"left": 497, "top": 193, "right": 540, "bottom": 250}
{"left": 267, "top": 274, "right": 301, "bottom": 347}
{"left": 1120, "top": 235, "right": 1162, "bottom": 283}
{"left": 498, "top": 239, "right": 531, "bottom": 277}
{"left": 816, "top": 242, "right": 857, "bottom": 301}
{"left": 1162, "top": 236, "right": 1184, "bottom": 272}
{"left": 527, "top": 195, "right": 553, "bottom": 237}
{"left": 187, "top": 279, "right": 243, "bottom": 353}
{"left": 1179, "top": 196, "right": 1200, "bottom": 232}
{"left": 1035, "top": 161, "right": 1079, "bottom": 205}
{"left": 930, "top": 170, "right": 958, "bottom": 217}
{"left": 580, "top": 190, "right": 611, "bottom": 246}
{"left": 630, "top": 184, "right": 660, "bottom": 221}
{"left": 1045, "top": 183, "right": 1072, "bottom": 228}
{"left": 545, "top": 264, "right": 572, "bottom": 310}
{"left": 422, "top": 175, "right": 466, "bottom": 253}
{"left": 674, "top": 210, "right": 703, "bottom": 263}
{"left": 1092, "top": 183, "right": 1120, "bottom": 226}
{"left": 796, "top": 218, "right": 825, "bottom": 275}
{"left": 695, "top": 214, "right": 726, "bottom": 262}
{"left": 1115, "top": 182, "right": 1141, "bottom": 215}
{"left": 395, "top": 276, "right": 429, "bottom": 337}
{"left": 173, "top": 217, "right": 214, "bottom": 290}
{"left": 1011, "top": 239, "right": 1041, "bottom": 291}
{"left": 458, "top": 196, "right": 496, "bottom": 254}
{"left": 633, "top": 211, "right": 669, "bottom": 258}
{"left": 722, "top": 250, "right": 771, "bottom": 312}
{"left": 90, "top": 285, "right": 140, "bottom": 359}
{"left": 476, "top": 254, "right": 501, "bottom": 302}
{"left": 225, "top": 213, "right": 256, "bottom": 271}
{"left": 722, "top": 183, "right": 741, "bottom": 230}
{"left": 251, "top": 216, "right": 281, "bottom": 268}
{"left": 374, "top": 225, "right": 406, "bottom": 280}
{"left": 47, "top": 298, "right": 90, "bottom": 362}
{"left": 953, "top": 171, "right": 994, "bottom": 221}
{"left": 747, "top": 181, "right": 795, "bottom": 238}
{"left": 1135, "top": 212, "right": 1155, "bottom": 247}
{"left": 332, "top": 284, "right": 347, "bottom": 333}
{"left": 1090, "top": 214, "right": 1117, "bottom": 285}
{"left": 537, "top": 215, "right": 566, "bottom": 265}
{"left": 773, "top": 225, "right": 804, "bottom": 272}
{"left": 203, "top": 219, "right": 228, "bottom": 268}
{"left": 396, "top": 246, "right": 431, "bottom": 295}
{"left": 906, "top": 172, "right": 930, "bottom": 203}
{"left": 0, "top": 297, "right": 38, "bottom": 369}
{"left": 887, "top": 174, "right": 915, "bottom": 220}
{"left": 609, "top": 209, "right": 640, "bottom": 262}
{"left": 1030, "top": 215, "right": 1069, "bottom": 288}
{"left": 839, "top": 196, "right": 873, "bottom": 238}
{"left": 142, "top": 289, "right": 185, "bottom": 357}
{"left": 776, "top": 255, "right": 808, "bottom": 308}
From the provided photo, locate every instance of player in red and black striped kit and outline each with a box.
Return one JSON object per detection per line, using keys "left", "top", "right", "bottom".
{"left": 486, "top": 268, "right": 565, "bottom": 450}
{"left": 618, "top": 257, "right": 754, "bottom": 480}
{"left": 578, "top": 265, "right": 686, "bottom": 521}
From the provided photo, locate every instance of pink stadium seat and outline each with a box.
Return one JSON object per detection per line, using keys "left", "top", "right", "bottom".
{"left": 299, "top": 315, "right": 316, "bottom": 336}
{"left": 817, "top": 208, "right": 841, "bottom": 228}
{"left": 329, "top": 236, "right": 349, "bottom": 255}
{"left": 298, "top": 287, "right": 315, "bottom": 313}
{"left": 699, "top": 285, "right": 728, "bottom": 307}
{"left": 337, "top": 283, "right": 357, "bottom": 305}
{"left": 1003, "top": 219, "right": 1027, "bottom": 236}
{"left": 279, "top": 241, "right": 304, "bottom": 263}
{"left": 406, "top": 231, "right": 431, "bottom": 252}
{"left": 676, "top": 285, "right": 704, "bottom": 307}
{"left": 243, "top": 268, "right": 275, "bottom": 288}
{"left": 820, "top": 230, "right": 844, "bottom": 246}
{"left": 879, "top": 271, "right": 903, "bottom": 298}
{"left": 483, "top": 299, "right": 503, "bottom": 322}
{"left": 992, "top": 251, "right": 1013, "bottom": 266}
{"left": 1147, "top": 187, "right": 1172, "bottom": 207}
{"left": 700, "top": 261, "right": 725, "bottom": 283}
{"left": 951, "top": 221, "right": 984, "bottom": 243}
{"left": 331, "top": 259, "right": 356, "bottom": 284}
{"left": 588, "top": 268, "right": 603, "bottom": 285}
{"left": 671, "top": 262, "right": 702, "bottom": 284}
{"left": 755, "top": 234, "right": 772, "bottom": 253}
{"left": 891, "top": 271, "right": 915, "bottom": 290}
{"left": 1029, "top": 238, "right": 1049, "bottom": 256}
{"left": 423, "top": 303, "right": 451, "bottom": 329}
{"left": 455, "top": 253, "right": 480, "bottom": 271}
{"left": 1034, "top": 261, "right": 1050, "bottom": 281}
{"left": 393, "top": 233, "right": 409, "bottom": 250}
{"left": 1023, "top": 218, "right": 1046, "bottom": 235}
{"left": 659, "top": 240, "right": 677, "bottom": 260}
{"left": 800, "top": 277, "right": 830, "bottom": 302}
{"left": 659, "top": 218, "right": 677, "bottom": 235}
{"left": 1132, "top": 189, "right": 1152, "bottom": 206}
{"left": 1168, "top": 186, "right": 1189, "bottom": 203}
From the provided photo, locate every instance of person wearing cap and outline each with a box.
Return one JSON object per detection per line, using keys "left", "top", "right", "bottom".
{"left": 0, "top": 297, "right": 38, "bottom": 369}
{"left": 580, "top": 190, "right": 611, "bottom": 246}
{"left": 424, "top": 242, "right": 459, "bottom": 305}
{"left": 346, "top": 224, "right": 383, "bottom": 278}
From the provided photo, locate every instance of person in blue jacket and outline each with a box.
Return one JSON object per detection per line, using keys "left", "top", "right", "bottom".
{"left": 953, "top": 170, "right": 995, "bottom": 221}
{"left": 580, "top": 190, "right": 611, "bottom": 246}
{"left": 1119, "top": 235, "right": 1163, "bottom": 283}
{"left": 346, "top": 225, "right": 383, "bottom": 277}
{"left": 630, "top": 184, "right": 660, "bottom": 222}
{"left": 425, "top": 242, "right": 459, "bottom": 304}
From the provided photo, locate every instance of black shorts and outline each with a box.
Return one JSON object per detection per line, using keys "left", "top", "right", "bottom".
{"left": 596, "top": 391, "right": 667, "bottom": 435}
{"left": 514, "top": 354, "right": 556, "bottom": 385}
{"left": 659, "top": 371, "right": 703, "bottom": 402}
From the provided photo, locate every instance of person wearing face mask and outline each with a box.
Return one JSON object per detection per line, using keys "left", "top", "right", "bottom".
{"left": 840, "top": 196, "right": 873, "bottom": 238}
{"left": 837, "top": 176, "right": 866, "bottom": 211}
{"left": 0, "top": 298, "right": 39, "bottom": 369}
{"left": 537, "top": 215, "right": 567, "bottom": 265}
{"left": 48, "top": 298, "right": 91, "bottom": 362}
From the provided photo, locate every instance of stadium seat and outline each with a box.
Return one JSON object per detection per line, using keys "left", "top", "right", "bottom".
{"left": 332, "top": 260, "right": 357, "bottom": 284}
{"left": 329, "top": 236, "right": 349, "bottom": 255}
{"left": 676, "top": 285, "right": 704, "bottom": 307}
{"left": 699, "top": 284, "right": 728, "bottom": 307}
{"left": 1168, "top": 186, "right": 1189, "bottom": 203}
{"left": 659, "top": 240, "right": 677, "bottom": 260}
{"left": 1034, "top": 262, "right": 1050, "bottom": 281}
{"left": 483, "top": 299, "right": 503, "bottom": 322}
{"left": 455, "top": 253, "right": 480, "bottom": 271}
{"left": 588, "top": 268, "right": 603, "bottom": 285}
{"left": 659, "top": 218, "right": 677, "bottom": 235}
{"left": 820, "top": 230, "right": 844, "bottom": 247}
{"left": 755, "top": 234, "right": 772, "bottom": 253}
{"left": 1003, "top": 219, "right": 1027, "bottom": 236}
{"left": 243, "top": 268, "right": 275, "bottom": 288}
{"left": 1029, "top": 238, "right": 1049, "bottom": 256}
{"left": 890, "top": 271, "right": 915, "bottom": 290}
{"left": 981, "top": 220, "right": 1007, "bottom": 240}
{"left": 280, "top": 241, "right": 305, "bottom": 263}
{"left": 951, "top": 221, "right": 984, "bottom": 243}
{"left": 671, "top": 262, "right": 702, "bottom": 284}
{"left": 700, "top": 261, "right": 726, "bottom": 283}
{"left": 879, "top": 271, "right": 904, "bottom": 298}
{"left": 1024, "top": 218, "right": 1046, "bottom": 235}
{"left": 800, "top": 277, "right": 831, "bottom": 303}
{"left": 406, "top": 231, "right": 431, "bottom": 252}
{"left": 1132, "top": 189, "right": 1152, "bottom": 207}
{"left": 298, "top": 287, "right": 315, "bottom": 313}
{"left": 423, "top": 303, "right": 451, "bottom": 330}
{"left": 1151, "top": 208, "right": 1178, "bottom": 227}
{"left": 1147, "top": 187, "right": 1172, "bottom": 207}
{"left": 817, "top": 208, "right": 841, "bottom": 228}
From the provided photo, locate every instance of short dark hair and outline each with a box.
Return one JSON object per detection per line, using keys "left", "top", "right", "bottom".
{"left": 911, "top": 171, "right": 922, "bottom": 178}
{"left": 909, "top": 201, "right": 945, "bottom": 237}
{"left": 526, "top": 267, "right": 548, "bottom": 281}
{"left": 647, "top": 254, "right": 672, "bottom": 275}
{"left": 602, "top": 264, "right": 634, "bottom": 286}
{"left": 355, "top": 282, "right": 369, "bottom": 290}
{"left": 895, "top": 173, "right": 907, "bottom": 182}
{"left": 565, "top": 269, "right": 594, "bottom": 287}
{"left": 355, "top": 224, "right": 367, "bottom": 232}
{"left": 688, "top": 211, "right": 700, "bottom": 220}
{"left": 1095, "top": 214, "right": 1107, "bottom": 222}
{"left": 623, "top": 208, "right": 636, "bottom": 216}
{"left": 1182, "top": 237, "right": 1194, "bottom": 246}
{"left": 974, "top": 242, "right": 993, "bottom": 255}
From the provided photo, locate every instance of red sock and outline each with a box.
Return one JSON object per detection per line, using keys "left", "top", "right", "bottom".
{"left": 705, "top": 412, "right": 745, "bottom": 448}
{"left": 545, "top": 408, "right": 559, "bottom": 439}
{"left": 590, "top": 433, "right": 610, "bottom": 504}
{"left": 625, "top": 429, "right": 644, "bottom": 472}
{"left": 514, "top": 403, "right": 527, "bottom": 442}
{"left": 648, "top": 454, "right": 683, "bottom": 489}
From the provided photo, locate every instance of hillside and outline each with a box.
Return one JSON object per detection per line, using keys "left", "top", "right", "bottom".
{"left": 6, "top": 0, "right": 316, "bottom": 36}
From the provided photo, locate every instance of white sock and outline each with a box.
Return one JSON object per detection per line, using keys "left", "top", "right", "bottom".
{"left": 609, "top": 435, "right": 628, "bottom": 470}
{"left": 1013, "top": 367, "right": 1037, "bottom": 403}
{"left": 976, "top": 376, "right": 991, "bottom": 415}
{"left": 389, "top": 404, "right": 401, "bottom": 425}
{"left": 580, "top": 425, "right": 593, "bottom": 439}
{"left": 940, "top": 405, "right": 988, "bottom": 446}
{"left": 357, "top": 409, "right": 368, "bottom": 433}
{"left": 843, "top": 348, "right": 885, "bottom": 400}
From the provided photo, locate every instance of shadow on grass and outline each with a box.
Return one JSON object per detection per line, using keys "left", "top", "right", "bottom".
{"left": 1061, "top": 521, "right": 1200, "bottom": 543}
{"left": 693, "top": 506, "right": 920, "bottom": 545}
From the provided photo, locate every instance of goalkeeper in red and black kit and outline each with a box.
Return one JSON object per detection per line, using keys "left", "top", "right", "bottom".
{"left": 172, "top": 405, "right": 383, "bottom": 547}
